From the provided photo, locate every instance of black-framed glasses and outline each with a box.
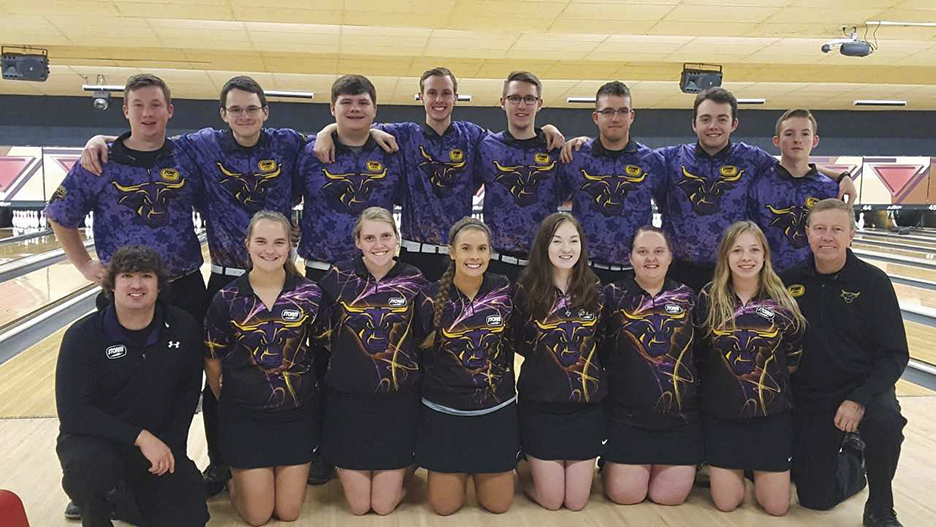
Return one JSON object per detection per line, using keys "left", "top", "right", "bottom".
{"left": 596, "top": 108, "right": 633, "bottom": 117}
{"left": 505, "top": 95, "right": 540, "bottom": 106}
{"left": 225, "top": 106, "right": 264, "bottom": 116}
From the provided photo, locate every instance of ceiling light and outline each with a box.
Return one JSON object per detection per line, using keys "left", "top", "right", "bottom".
{"left": 737, "top": 98, "right": 766, "bottom": 105}
{"left": 413, "top": 93, "right": 471, "bottom": 102}
{"left": 265, "top": 90, "right": 314, "bottom": 99}
{"left": 853, "top": 99, "right": 906, "bottom": 106}
{"left": 567, "top": 97, "right": 596, "bottom": 103}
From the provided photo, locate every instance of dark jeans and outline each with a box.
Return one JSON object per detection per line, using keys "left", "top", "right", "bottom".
{"left": 792, "top": 387, "right": 906, "bottom": 511}
{"left": 57, "top": 434, "right": 208, "bottom": 527}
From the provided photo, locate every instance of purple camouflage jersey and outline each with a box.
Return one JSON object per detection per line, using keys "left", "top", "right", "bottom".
{"left": 657, "top": 142, "right": 775, "bottom": 266}
{"left": 204, "top": 274, "right": 325, "bottom": 411}
{"left": 416, "top": 274, "right": 516, "bottom": 411}
{"left": 479, "top": 130, "right": 562, "bottom": 255}
{"left": 297, "top": 133, "right": 404, "bottom": 264}
{"left": 318, "top": 258, "right": 428, "bottom": 394}
{"left": 174, "top": 127, "right": 306, "bottom": 269}
{"left": 561, "top": 138, "right": 665, "bottom": 266}
{"left": 748, "top": 163, "right": 838, "bottom": 272}
{"left": 694, "top": 285, "right": 804, "bottom": 420}
{"left": 380, "top": 121, "right": 486, "bottom": 246}
{"left": 602, "top": 277, "right": 697, "bottom": 429}
{"left": 515, "top": 286, "right": 607, "bottom": 404}
{"left": 45, "top": 133, "right": 203, "bottom": 277}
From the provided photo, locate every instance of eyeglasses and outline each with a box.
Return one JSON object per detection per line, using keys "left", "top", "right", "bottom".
{"left": 225, "top": 106, "right": 264, "bottom": 116}
{"left": 505, "top": 95, "right": 540, "bottom": 106}
{"left": 596, "top": 108, "right": 633, "bottom": 117}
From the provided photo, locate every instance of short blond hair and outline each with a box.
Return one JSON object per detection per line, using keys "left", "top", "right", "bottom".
{"left": 807, "top": 198, "right": 854, "bottom": 230}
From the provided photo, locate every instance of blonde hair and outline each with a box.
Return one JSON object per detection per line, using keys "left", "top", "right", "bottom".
{"left": 245, "top": 210, "right": 300, "bottom": 277}
{"left": 353, "top": 206, "right": 398, "bottom": 240}
{"left": 705, "top": 221, "right": 805, "bottom": 333}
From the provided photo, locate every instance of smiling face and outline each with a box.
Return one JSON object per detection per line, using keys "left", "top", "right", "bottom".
{"left": 355, "top": 218, "right": 399, "bottom": 271}
{"left": 331, "top": 92, "right": 377, "bottom": 135}
{"left": 124, "top": 85, "right": 173, "bottom": 143}
{"left": 774, "top": 116, "right": 819, "bottom": 165}
{"left": 450, "top": 227, "right": 490, "bottom": 280}
{"left": 593, "top": 94, "right": 635, "bottom": 145}
{"left": 500, "top": 80, "right": 542, "bottom": 132}
{"left": 728, "top": 231, "right": 765, "bottom": 283}
{"left": 246, "top": 218, "right": 291, "bottom": 273}
{"left": 221, "top": 88, "right": 269, "bottom": 143}
{"left": 631, "top": 230, "right": 672, "bottom": 286}
{"left": 547, "top": 220, "right": 581, "bottom": 272}
{"left": 807, "top": 208, "right": 855, "bottom": 273}
{"left": 421, "top": 74, "right": 457, "bottom": 125}
{"left": 692, "top": 99, "right": 737, "bottom": 153}
{"left": 113, "top": 270, "right": 159, "bottom": 313}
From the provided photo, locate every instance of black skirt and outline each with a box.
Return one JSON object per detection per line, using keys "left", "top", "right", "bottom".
{"left": 518, "top": 399, "right": 605, "bottom": 461}
{"left": 320, "top": 387, "right": 421, "bottom": 471}
{"left": 603, "top": 419, "right": 704, "bottom": 466}
{"left": 219, "top": 399, "right": 319, "bottom": 470}
{"left": 702, "top": 412, "right": 793, "bottom": 472}
{"left": 415, "top": 401, "right": 521, "bottom": 474}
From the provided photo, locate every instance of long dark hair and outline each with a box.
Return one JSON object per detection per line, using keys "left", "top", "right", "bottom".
{"left": 518, "top": 212, "right": 599, "bottom": 320}
{"left": 433, "top": 216, "right": 492, "bottom": 328}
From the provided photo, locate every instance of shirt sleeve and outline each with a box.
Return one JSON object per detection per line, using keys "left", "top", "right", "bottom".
{"left": 203, "top": 291, "right": 233, "bottom": 360}
{"left": 55, "top": 323, "right": 143, "bottom": 445}
{"left": 848, "top": 274, "right": 910, "bottom": 407}
{"left": 784, "top": 312, "right": 805, "bottom": 371}
{"left": 44, "top": 162, "right": 106, "bottom": 228}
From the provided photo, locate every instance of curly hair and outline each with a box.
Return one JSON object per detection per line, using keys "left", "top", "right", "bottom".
{"left": 101, "top": 245, "right": 168, "bottom": 297}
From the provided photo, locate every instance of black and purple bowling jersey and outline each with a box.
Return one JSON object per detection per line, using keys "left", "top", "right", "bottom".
{"left": 318, "top": 258, "right": 428, "bottom": 393}
{"left": 602, "top": 277, "right": 697, "bottom": 429}
{"left": 297, "top": 133, "right": 404, "bottom": 264}
{"left": 561, "top": 138, "right": 665, "bottom": 266}
{"left": 694, "top": 286, "right": 804, "bottom": 420}
{"left": 416, "top": 273, "right": 516, "bottom": 411}
{"left": 174, "top": 127, "right": 306, "bottom": 269}
{"left": 748, "top": 164, "right": 838, "bottom": 273}
{"left": 204, "top": 274, "right": 325, "bottom": 411}
{"left": 478, "top": 130, "right": 562, "bottom": 255}
{"left": 515, "top": 286, "right": 606, "bottom": 404}
{"left": 380, "top": 121, "right": 485, "bottom": 246}
{"left": 657, "top": 142, "right": 775, "bottom": 266}
{"left": 45, "top": 133, "right": 203, "bottom": 277}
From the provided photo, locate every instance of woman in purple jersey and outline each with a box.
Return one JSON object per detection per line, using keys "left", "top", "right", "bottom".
{"left": 515, "top": 212, "right": 605, "bottom": 511}
{"left": 601, "top": 226, "right": 701, "bottom": 506}
{"left": 695, "top": 221, "right": 805, "bottom": 516}
{"left": 204, "top": 211, "right": 325, "bottom": 525}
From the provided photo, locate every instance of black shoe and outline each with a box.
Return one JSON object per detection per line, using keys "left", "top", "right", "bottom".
{"left": 863, "top": 505, "right": 902, "bottom": 527}
{"left": 202, "top": 463, "right": 231, "bottom": 498}
{"left": 842, "top": 432, "right": 867, "bottom": 452}
{"left": 64, "top": 501, "right": 81, "bottom": 520}
{"left": 307, "top": 455, "right": 335, "bottom": 485}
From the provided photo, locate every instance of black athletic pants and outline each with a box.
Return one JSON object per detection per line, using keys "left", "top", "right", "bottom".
{"left": 399, "top": 247, "right": 449, "bottom": 282}
{"left": 57, "top": 434, "right": 208, "bottom": 527}
{"left": 792, "top": 387, "right": 906, "bottom": 511}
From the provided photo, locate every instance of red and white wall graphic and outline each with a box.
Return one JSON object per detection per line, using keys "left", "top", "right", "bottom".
{"left": 0, "top": 147, "right": 80, "bottom": 205}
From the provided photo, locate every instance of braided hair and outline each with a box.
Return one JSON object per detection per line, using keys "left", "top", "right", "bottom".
{"left": 432, "top": 216, "right": 493, "bottom": 328}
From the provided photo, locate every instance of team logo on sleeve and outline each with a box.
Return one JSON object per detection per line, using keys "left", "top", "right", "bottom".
{"left": 112, "top": 179, "right": 186, "bottom": 227}
{"left": 766, "top": 196, "right": 817, "bottom": 249}
{"left": 787, "top": 284, "right": 805, "bottom": 298}
{"left": 580, "top": 166, "right": 647, "bottom": 216}
{"left": 493, "top": 159, "right": 556, "bottom": 206}
{"left": 418, "top": 145, "right": 466, "bottom": 197}
{"left": 677, "top": 164, "right": 743, "bottom": 215}
{"left": 160, "top": 168, "right": 180, "bottom": 182}
{"left": 841, "top": 290, "right": 861, "bottom": 304}
{"left": 50, "top": 185, "right": 67, "bottom": 203}
{"left": 217, "top": 162, "right": 282, "bottom": 212}
{"left": 105, "top": 345, "right": 127, "bottom": 360}
{"left": 322, "top": 165, "right": 388, "bottom": 213}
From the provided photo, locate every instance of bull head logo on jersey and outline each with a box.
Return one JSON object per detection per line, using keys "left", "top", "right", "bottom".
{"left": 217, "top": 161, "right": 282, "bottom": 211}
{"left": 493, "top": 158, "right": 556, "bottom": 206}
{"left": 340, "top": 301, "right": 410, "bottom": 356}
{"left": 322, "top": 163, "right": 388, "bottom": 213}
{"left": 711, "top": 325, "right": 781, "bottom": 416}
{"left": 580, "top": 164, "right": 647, "bottom": 215}
{"left": 766, "top": 196, "right": 819, "bottom": 249}
{"left": 232, "top": 313, "right": 310, "bottom": 406}
{"left": 441, "top": 324, "right": 507, "bottom": 403}
{"left": 621, "top": 308, "right": 688, "bottom": 359}
{"left": 417, "top": 146, "right": 466, "bottom": 197}
{"left": 112, "top": 179, "right": 186, "bottom": 227}
{"left": 677, "top": 164, "right": 744, "bottom": 215}
{"left": 534, "top": 315, "right": 601, "bottom": 402}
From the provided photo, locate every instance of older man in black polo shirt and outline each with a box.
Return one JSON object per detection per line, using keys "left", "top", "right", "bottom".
{"left": 781, "top": 199, "right": 908, "bottom": 527}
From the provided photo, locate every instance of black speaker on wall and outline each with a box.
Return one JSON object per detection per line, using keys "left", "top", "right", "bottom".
{"left": 1, "top": 48, "right": 50, "bottom": 82}
{"left": 679, "top": 63, "right": 722, "bottom": 94}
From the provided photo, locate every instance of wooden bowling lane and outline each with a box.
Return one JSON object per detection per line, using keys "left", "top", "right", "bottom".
{"left": 853, "top": 241, "right": 935, "bottom": 262}
{"left": 855, "top": 233, "right": 936, "bottom": 251}
{"left": 0, "top": 231, "right": 87, "bottom": 266}
{"left": 0, "top": 261, "right": 92, "bottom": 330}
{"left": 0, "top": 228, "right": 16, "bottom": 241}
{"left": 867, "top": 258, "right": 936, "bottom": 284}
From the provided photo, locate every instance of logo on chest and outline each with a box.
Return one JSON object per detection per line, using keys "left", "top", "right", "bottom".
{"left": 579, "top": 165, "right": 647, "bottom": 216}
{"left": 322, "top": 163, "right": 389, "bottom": 213}
{"left": 665, "top": 304, "right": 684, "bottom": 315}
{"left": 106, "top": 345, "right": 127, "bottom": 360}
{"left": 841, "top": 290, "right": 861, "bottom": 304}
{"left": 388, "top": 297, "right": 407, "bottom": 307}
{"left": 486, "top": 314, "right": 504, "bottom": 327}
{"left": 282, "top": 309, "right": 302, "bottom": 322}
{"left": 492, "top": 154, "right": 555, "bottom": 206}
{"left": 756, "top": 306, "right": 776, "bottom": 321}
{"left": 677, "top": 164, "right": 744, "bottom": 215}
